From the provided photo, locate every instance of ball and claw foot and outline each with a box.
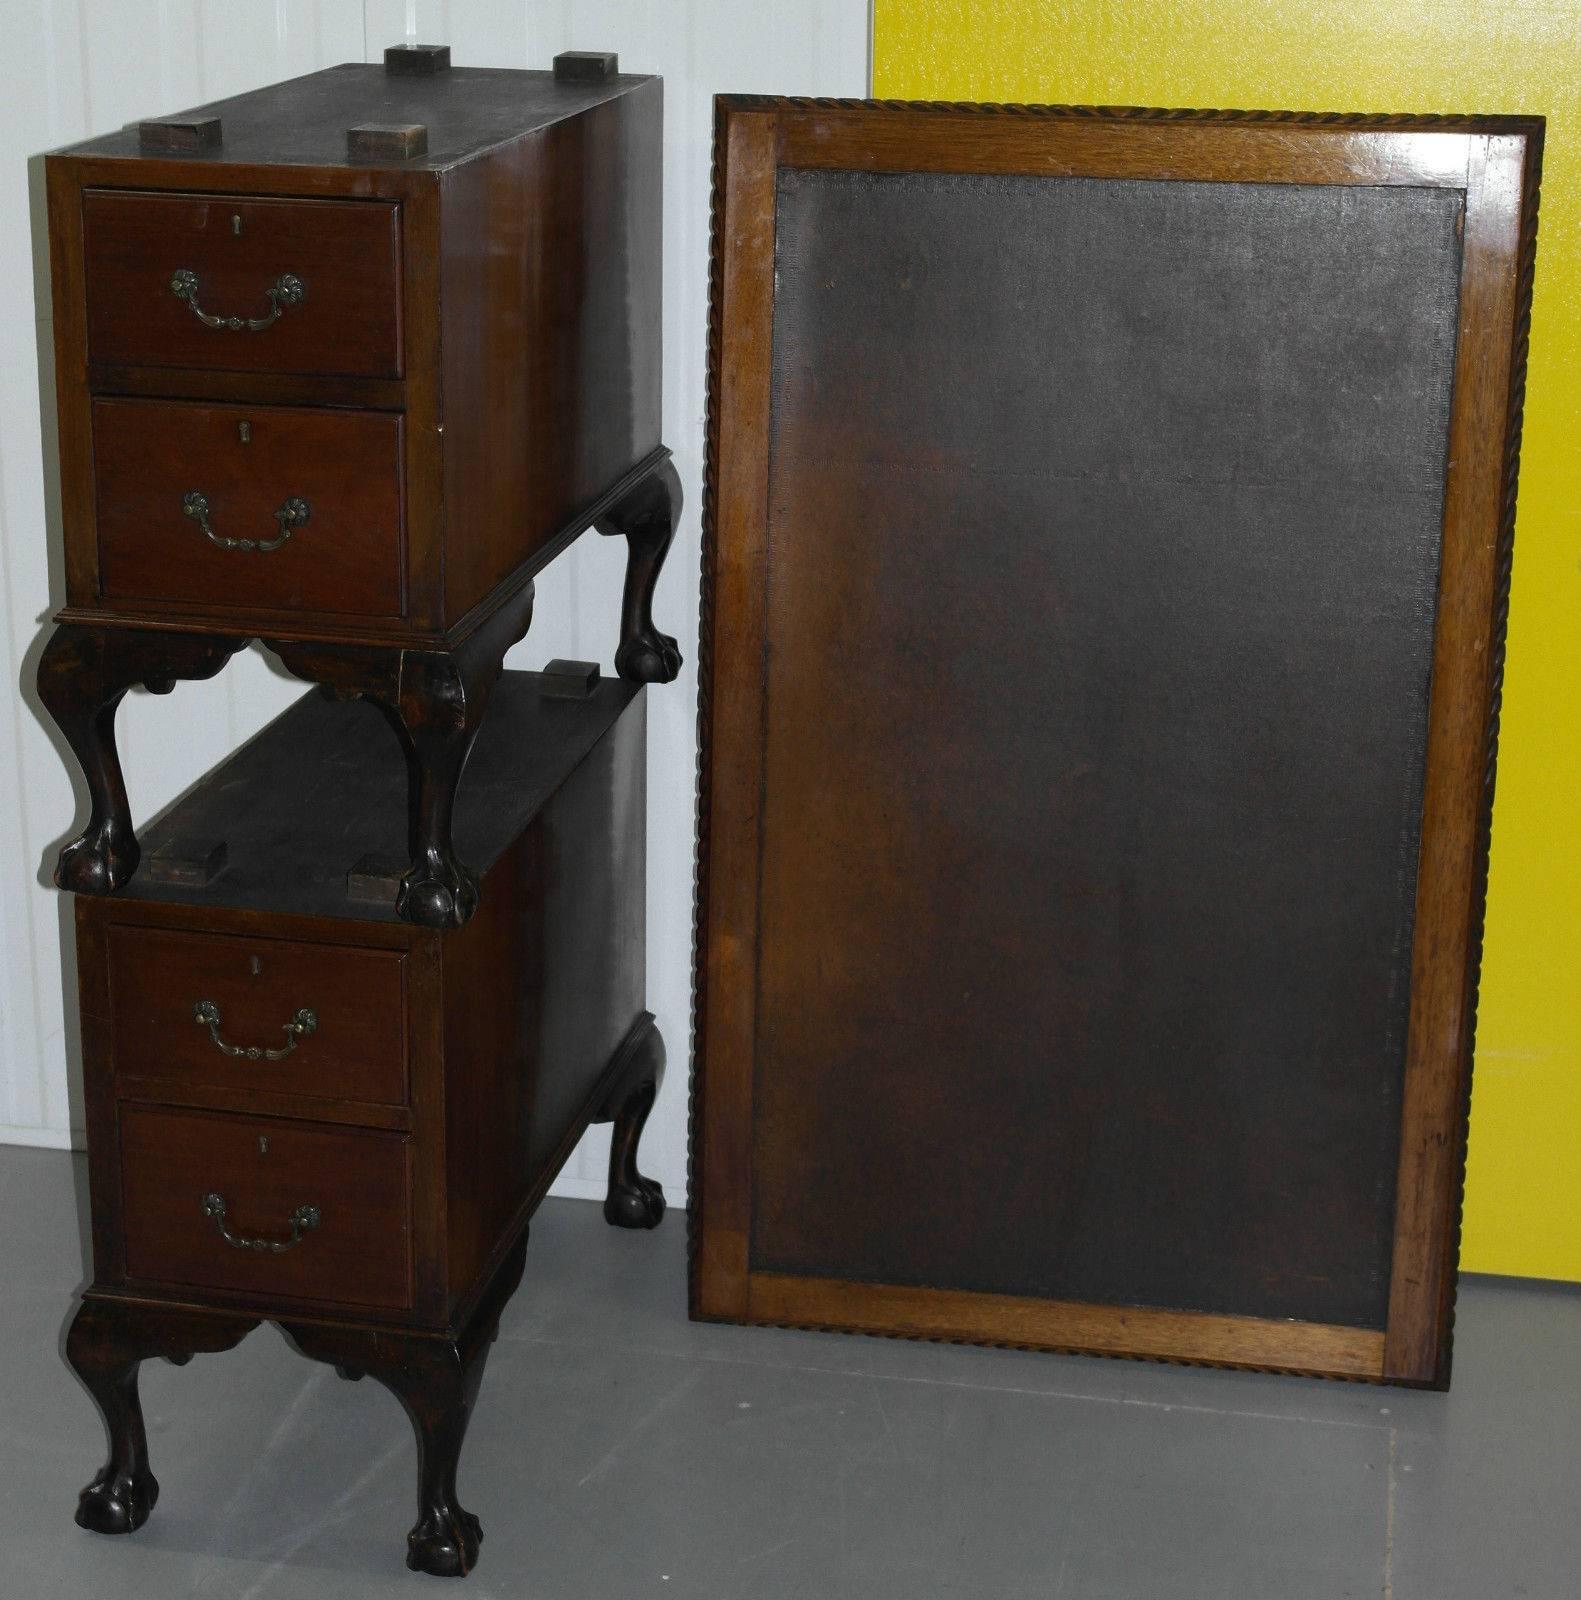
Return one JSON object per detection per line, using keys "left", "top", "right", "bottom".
{"left": 407, "top": 1506, "right": 483, "bottom": 1577}
{"left": 396, "top": 857, "right": 480, "bottom": 931}
{"left": 605, "top": 1169, "right": 666, "bottom": 1230}
{"left": 602, "top": 1025, "right": 667, "bottom": 1230}
{"left": 55, "top": 833, "right": 138, "bottom": 897}
{"left": 597, "top": 457, "right": 684, "bottom": 687}
{"left": 75, "top": 1464, "right": 158, "bottom": 1535}
{"left": 614, "top": 627, "right": 683, "bottom": 687}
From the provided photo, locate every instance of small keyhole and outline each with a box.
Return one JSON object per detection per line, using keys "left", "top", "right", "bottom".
{"left": 238, "top": 421, "right": 251, "bottom": 445}
{"left": 232, "top": 213, "right": 242, "bottom": 236}
{"left": 249, "top": 955, "right": 261, "bottom": 976}
{"left": 258, "top": 1136, "right": 270, "bottom": 1155}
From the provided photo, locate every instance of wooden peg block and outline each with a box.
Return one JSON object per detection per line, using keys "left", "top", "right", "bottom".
{"left": 553, "top": 51, "right": 618, "bottom": 84}
{"left": 384, "top": 43, "right": 451, "bottom": 75}
{"left": 143, "top": 836, "right": 227, "bottom": 887}
{"left": 540, "top": 660, "right": 602, "bottom": 698}
{"left": 138, "top": 116, "right": 222, "bottom": 153}
{"left": 347, "top": 123, "right": 429, "bottom": 160}
{"left": 346, "top": 854, "right": 406, "bottom": 907}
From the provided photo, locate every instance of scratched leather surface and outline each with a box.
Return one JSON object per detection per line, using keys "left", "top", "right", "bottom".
{"left": 747, "top": 169, "right": 1463, "bottom": 1326}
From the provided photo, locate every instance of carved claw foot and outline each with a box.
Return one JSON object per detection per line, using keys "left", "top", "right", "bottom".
{"left": 599, "top": 1015, "right": 667, "bottom": 1230}
{"left": 75, "top": 1463, "right": 158, "bottom": 1535}
{"left": 407, "top": 1504, "right": 483, "bottom": 1578}
{"left": 65, "top": 1295, "right": 256, "bottom": 1540}
{"left": 396, "top": 854, "right": 481, "bottom": 932}
{"left": 279, "top": 1252, "right": 522, "bottom": 1581}
{"left": 606, "top": 1164, "right": 667, "bottom": 1231}
{"left": 37, "top": 625, "right": 244, "bottom": 897}
{"left": 597, "top": 456, "right": 684, "bottom": 685}
{"left": 266, "top": 582, "right": 534, "bottom": 932}
{"left": 614, "top": 625, "right": 683, "bottom": 687}
{"left": 55, "top": 831, "right": 138, "bottom": 897}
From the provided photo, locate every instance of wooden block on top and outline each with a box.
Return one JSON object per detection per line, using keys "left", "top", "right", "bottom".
{"left": 383, "top": 43, "right": 450, "bottom": 75}
{"left": 540, "top": 659, "right": 602, "bottom": 698}
{"left": 554, "top": 51, "right": 618, "bottom": 84}
{"left": 143, "top": 835, "right": 227, "bottom": 887}
{"left": 138, "top": 116, "right": 222, "bottom": 153}
{"left": 347, "top": 122, "right": 429, "bottom": 160}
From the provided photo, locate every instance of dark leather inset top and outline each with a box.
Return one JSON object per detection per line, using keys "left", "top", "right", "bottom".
{"left": 749, "top": 169, "right": 1463, "bottom": 1328}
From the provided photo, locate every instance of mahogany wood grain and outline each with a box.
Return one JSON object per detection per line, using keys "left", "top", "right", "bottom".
{"left": 692, "top": 103, "right": 778, "bottom": 1322}
{"left": 84, "top": 366, "right": 405, "bottom": 411}
{"left": 745, "top": 1274, "right": 1387, "bottom": 1380}
{"left": 46, "top": 66, "right": 670, "bottom": 646}
{"left": 438, "top": 78, "right": 662, "bottom": 622}
{"left": 119, "top": 1104, "right": 414, "bottom": 1311}
{"left": 693, "top": 99, "right": 1544, "bottom": 1383}
{"left": 73, "top": 672, "right": 657, "bottom": 1325}
{"left": 775, "top": 106, "right": 1489, "bottom": 188}
{"left": 46, "top": 156, "right": 95, "bottom": 606}
{"left": 440, "top": 691, "right": 648, "bottom": 1311}
{"left": 45, "top": 55, "right": 678, "bottom": 1569}
{"left": 106, "top": 924, "right": 409, "bottom": 1109}
{"left": 396, "top": 173, "right": 445, "bottom": 636}
{"left": 1384, "top": 131, "right": 1542, "bottom": 1386}
{"left": 92, "top": 397, "right": 405, "bottom": 621}
{"left": 82, "top": 189, "right": 402, "bottom": 379}
{"left": 107, "top": 1079, "right": 412, "bottom": 1134}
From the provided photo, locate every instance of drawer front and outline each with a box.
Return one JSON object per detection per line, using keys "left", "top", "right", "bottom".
{"left": 93, "top": 397, "right": 404, "bottom": 618}
{"left": 120, "top": 1105, "right": 412, "bottom": 1310}
{"left": 83, "top": 189, "right": 401, "bottom": 379}
{"left": 108, "top": 925, "right": 408, "bottom": 1108}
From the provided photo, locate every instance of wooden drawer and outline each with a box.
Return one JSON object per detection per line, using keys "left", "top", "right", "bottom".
{"left": 107, "top": 925, "right": 408, "bottom": 1109}
{"left": 93, "top": 397, "right": 404, "bottom": 619}
{"left": 120, "top": 1105, "right": 412, "bottom": 1310}
{"left": 82, "top": 189, "right": 402, "bottom": 379}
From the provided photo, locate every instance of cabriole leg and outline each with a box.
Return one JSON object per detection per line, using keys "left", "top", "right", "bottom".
{"left": 65, "top": 1301, "right": 156, "bottom": 1534}
{"left": 64, "top": 1296, "right": 257, "bottom": 1535}
{"left": 595, "top": 456, "right": 684, "bottom": 684}
{"left": 597, "top": 1014, "right": 667, "bottom": 1229}
{"left": 36, "top": 625, "right": 243, "bottom": 894}
{"left": 391, "top": 654, "right": 489, "bottom": 931}
{"left": 264, "top": 582, "right": 535, "bottom": 931}
{"left": 280, "top": 1238, "right": 526, "bottom": 1578}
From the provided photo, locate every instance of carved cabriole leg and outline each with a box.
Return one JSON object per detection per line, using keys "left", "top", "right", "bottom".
{"left": 390, "top": 651, "right": 489, "bottom": 929}
{"left": 279, "top": 1235, "right": 528, "bottom": 1578}
{"left": 36, "top": 625, "right": 245, "bottom": 894}
{"left": 65, "top": 1295, "right": 258, "bottom": 1535}
{"left": 264, "top": 581, "right": 535, "bottom": 930}
{"left": 596, "top": 1014, "right": 667, "bottom": 1229}
{"left": 595, "top": 456, "right": 684, "bottom": 684}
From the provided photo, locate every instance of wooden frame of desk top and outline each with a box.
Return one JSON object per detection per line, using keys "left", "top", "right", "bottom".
{"left": 691, "top": 98, "right": 1543, "bottom": 1386}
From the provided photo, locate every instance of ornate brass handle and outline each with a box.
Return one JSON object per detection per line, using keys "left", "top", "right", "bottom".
{"left": 199, "top": 1192, "right": 321, "bottom": 1253}
{"left": 193, "top": 999, "right": 317, "bottom": 1060}
{"left": 182, "top": 490, "right": 309, "bottom": 552}
{"left": 169, "top": 268, "right": 305, "bottom": 330}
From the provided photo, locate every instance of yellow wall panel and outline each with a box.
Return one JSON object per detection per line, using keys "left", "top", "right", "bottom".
{"left": 874, "top": 0, "right": 1581, "bottom": 1280}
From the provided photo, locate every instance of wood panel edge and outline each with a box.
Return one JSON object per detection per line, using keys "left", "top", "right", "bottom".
{"left": 689, "top": 98, "right": 781, "bottom": 1323}
{"left": 1384, "top": 128, "right": 1542, "bottom": 1387}
{"left": 747, "top": 1273, "right": 1388, "bottom": 1381}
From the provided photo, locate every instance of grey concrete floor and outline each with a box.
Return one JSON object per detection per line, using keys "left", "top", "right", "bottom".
{"left": 2, "top": 1145, "right": 1577, "bottom": 1598}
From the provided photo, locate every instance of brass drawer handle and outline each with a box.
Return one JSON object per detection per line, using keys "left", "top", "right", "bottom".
{"left": 182, "top": 490, "right": 309, "bottom": 552}
{"left": 169, "top": 267, "right": 305, "bottom": 331}
{"left": 200, "top": 1192, "right": 321, "bottom": 1253}
{"left": 193, "top": 999, "right": 317, "bottom": 1060}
